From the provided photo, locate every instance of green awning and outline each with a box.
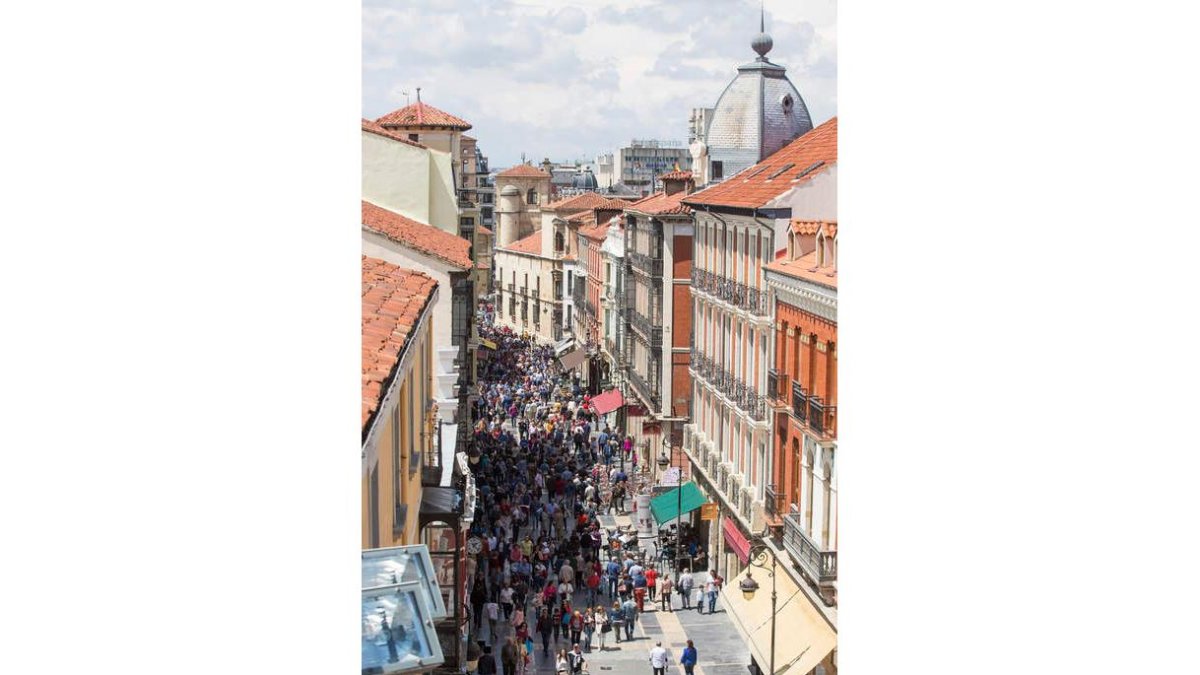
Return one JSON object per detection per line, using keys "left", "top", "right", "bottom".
{"left": 650, "top": 482, "right": 707, "bottom": 525}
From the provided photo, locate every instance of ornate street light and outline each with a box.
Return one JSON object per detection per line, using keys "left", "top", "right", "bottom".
{"left": 742, "top": 538, "right": 779, "bottom": 675}
{"left": 657, "top": 452, "right": 671, "bottom": 470}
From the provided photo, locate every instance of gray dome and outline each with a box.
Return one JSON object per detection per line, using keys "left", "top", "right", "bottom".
{"left": 572, "top": 168, "right": 598, "bottom": 190}
{"left": 500, "top": 185, "right": 520, "bottom": 197}
{"left": 705, "top": 50, "right": 813, "bottom": 179}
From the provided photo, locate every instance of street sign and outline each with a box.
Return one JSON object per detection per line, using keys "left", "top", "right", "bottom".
{"left": 700, "top": 503, "right": 718, "bottom": 521}
{"left": 661, "top": 467, "right": 681, "bottom": 486}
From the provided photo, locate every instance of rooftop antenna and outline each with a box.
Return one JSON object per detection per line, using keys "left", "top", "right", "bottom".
{"left": 415, "top": 87, "right": 422, "bottom": 104}
{"left": 401, "top": 90, "right": 410, "bottom": 106}
{"left": 761, "top": 0, "right": 765, "bottom": 33}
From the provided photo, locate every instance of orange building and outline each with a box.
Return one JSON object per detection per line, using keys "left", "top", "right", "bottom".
{"left": 764, "top": 219, "right": 838, "bottom": 606}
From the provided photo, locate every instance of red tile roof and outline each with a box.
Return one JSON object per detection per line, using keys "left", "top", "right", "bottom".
{"left": 477, "top": 225, "right": 493, "bottom": 235}
{"left": 546, "top": 192, "right": 628, "bottom": 213}
{"left": 362, "top": 118, "right": 427, "bottom": 149}
{"left": 376, "top": 101, "right": 472, "bottom": 130}
{"left": 790, "top": 220, "right": 837, "bottom": 238}
{"left": 361, "top": 201, "right": 472, "bottom": 270}
{"left": 567, "top": 210, "right": 597, "bottom": 225}
{"left": 764, "top": 249, "right": 837, "bottom": 290}
{"left": 659, "top": 170, "right": 693, "bottom": 181}
{"left": 496, "top": 164, "right": 551, "bottom": 179}
{"left": 579, "top": 222, "right": 611, "bottom": 242}
{"left": 684, "top": 117, "right": 837, "bottom": 209}
{"left": 499, "top": 230, "right": 544, "bottom": 255}
{"left": 628, "top": 190, "right": 693, "bottom": 216}
{"left": 362, "top": 256, "right": 439, "bottom": 430}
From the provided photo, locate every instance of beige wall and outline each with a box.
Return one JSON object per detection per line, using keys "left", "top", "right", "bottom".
{"left": 493, "top": 248, "right": 559, "bottom": 344}
{"left": 362, "top": 131, "right": 458, "bottom": 235}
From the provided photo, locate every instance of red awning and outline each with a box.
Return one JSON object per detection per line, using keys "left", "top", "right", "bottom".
{"left": 723, "top": 517, "right": 751, "bottom": 565}
{"left": 591, "top": 388, "right": 625, "bottom": 415}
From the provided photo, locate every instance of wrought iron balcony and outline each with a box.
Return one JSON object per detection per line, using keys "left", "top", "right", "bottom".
{"left": 628, "top": 308, "right": 663, "bottom": 347}
{"left": 808, "top": 397, "right": 837, "bottom": 437}
{"left": 767, "top": 369, "right": 779, "bottom": 401}
{"left": 626, "top": 367, "right": 661, "bottom": 411}
{"left": 629, "top": 250, "right": 664, "bottom": 277}
{"left": 764, "top": 484, "right": 784, "bottom": 518}
{"left": 783, "top": 510, "right": 837, "bottom": 586}
{"left": 792, "top": 381, "right": 808, "bottom": 423}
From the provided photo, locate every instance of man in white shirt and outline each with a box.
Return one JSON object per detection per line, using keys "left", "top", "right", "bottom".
{"left": 648, "top": 641, "right": 672, "bottom": 675}
{"left": 484, "top": 599, "right": 500, "bottom": 643}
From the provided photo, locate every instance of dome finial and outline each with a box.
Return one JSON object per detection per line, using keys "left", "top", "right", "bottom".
{"left": 752, "top": 2, "right": 772, "bottom": 59}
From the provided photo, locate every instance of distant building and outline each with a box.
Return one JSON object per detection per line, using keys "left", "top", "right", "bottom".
{"left": 493, "top": 163, "right": 552, "bottom": 247}
{"left": 613, "top": 139, "right": 693, "bottom": 192}
{"left": 689, "top": 19, "right": 813, "bottom": 186}
{"left": 594, "top": 152, "right": 615, "bottom": 189}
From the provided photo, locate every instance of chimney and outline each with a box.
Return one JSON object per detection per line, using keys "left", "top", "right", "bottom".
{"left": 662, "top": 172, "right": 695, "bottom": 197}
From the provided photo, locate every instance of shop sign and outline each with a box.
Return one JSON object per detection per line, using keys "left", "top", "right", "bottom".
{"left": 700, "top": 503, "right": 718, "bottom": 521}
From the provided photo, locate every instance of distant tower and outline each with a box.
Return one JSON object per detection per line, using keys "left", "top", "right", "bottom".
{"left": 497, "top": 184, "right": 522, "bottom": 247}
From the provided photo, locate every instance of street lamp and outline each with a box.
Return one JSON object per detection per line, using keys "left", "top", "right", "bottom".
{"left": 669, "top": 437, "right": 683, "bottom": 578}
{"left": 740, "top": 538, "right": 778, "bottom": 675}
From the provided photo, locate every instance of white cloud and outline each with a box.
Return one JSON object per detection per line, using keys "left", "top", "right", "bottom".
{"left": 362, "top": 0, "right": 836, "bottom": 166}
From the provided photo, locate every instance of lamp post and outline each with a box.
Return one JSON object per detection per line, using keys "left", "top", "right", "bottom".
{"left": 738, "top": 537, "right": 778, "bottom": 675}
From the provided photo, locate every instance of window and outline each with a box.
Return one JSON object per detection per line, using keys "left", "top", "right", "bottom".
{"left": 526, "top": 189, "right": 538, "bottom": 205}
{"left": 555, "top": 231, "right": 564, "bottom": 253}
{"left": 711, "top": 161, "right": 723, "bottom": 180}
{"left": 460, "top": 217, "right": 474, "bottom": 227}
{"left": 408, "top": 133, "right": 419, "bottom": 142}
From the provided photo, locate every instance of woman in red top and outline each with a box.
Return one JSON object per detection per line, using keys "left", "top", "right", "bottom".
{"left": 644, "top": 565, "right": 659, "bottom": 603}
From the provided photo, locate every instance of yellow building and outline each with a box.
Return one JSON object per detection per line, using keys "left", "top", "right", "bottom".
{"left": 362, "top": 255, "right": 440, "bottom": 549}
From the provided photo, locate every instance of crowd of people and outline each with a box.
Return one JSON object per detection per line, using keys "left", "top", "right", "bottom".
{"left": 468, "top": 315, "right": 722, "bottom": 675}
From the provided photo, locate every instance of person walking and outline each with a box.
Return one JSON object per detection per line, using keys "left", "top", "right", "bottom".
{"left": 659, "top": 575, "right": 674, "bottom": 612}
{"left": 569, "top": 610, "right": 584, "bottom": 647}
{"left": 704, "top": 573, "right": 718, "bottom": 615}
{"left": 477, "top": 645, "right": 497, "bottom": 675}
{"left": 680, "top": 639, "right": 698, "bottom": 675}
{"left": 581, "top": 608, "right": 595, "bottom": 652}
{"left": 555, "top": 648, "right": 569, "bottom": 675}
{"left": 644, "top": 564, "right": 658, "bottom": 604}
{"left": 648, "top": 641, "right": 672, "bottom": 675}
{"left": 500, "top": 583, "right": 515, "bottom": 621}
{"left": 567, "top": 644, "right": 586, "bottom": 674}
{"left": 677, "top": 571, "right": 693, "bottom": 610}
{"left": 608, "top": 602, "right": 625, "bottom": 644}
{"left": 537, "top": 608, "right": 554, "bottom": 655}
{"left": 621, "top": 596, "right": 637, "bottom": 642}
{"left": 485, "top": 598, "right": 501, "bottom": 642}
{"left": 501, "top": 636, "right": 519, "bottom": 675}
{"left": 596, "top": 606, "right": 611, "bottom": 651}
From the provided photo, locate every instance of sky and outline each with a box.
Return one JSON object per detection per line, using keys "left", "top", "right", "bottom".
{"left": 362, "top": 0, "right": 836, "bottom": 168}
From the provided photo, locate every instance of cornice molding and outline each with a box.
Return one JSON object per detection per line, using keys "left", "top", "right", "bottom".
{"left": 766, "top": 270, "right": 837, "bottom": 323}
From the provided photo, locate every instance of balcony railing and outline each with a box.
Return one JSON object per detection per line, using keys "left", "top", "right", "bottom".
{"left": 627, "top": 367, "right": 661, "bottom": 410}
{"left": 764, "top": 484, "right": 784, "bottom": 519}
{"left": 792, "top": 381, "right": 808, "bottom": 423}
{"left": 783, "top": 510, "right": 837, "bottom": 585}
{"left": 767, "top": 369, "right": 779, "bottom": 402}
{"left": 628, "top": 308, "right": 663, "bottom": 346}
{"left": 689, "top": 268, "right": 769, "bottom": 315}
{"left": 629, "top": 250, "right": 664, "bottom": 277}
{"left": 808, "top": 398, "right": 837, "bottom": 437}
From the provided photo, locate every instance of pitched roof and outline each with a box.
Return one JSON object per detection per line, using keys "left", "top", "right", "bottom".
{"left": 496, "top": 164, "right": 551, "bottom": 179}
{"left": 628, "top": 190, "right": 693, "bottom": 216}
{"left": 791, "top": 220, "right": 837, "bottom": 236}
{"left": 567, "top": 210, "right": 596, "bottom": 225}
{"left": 764, "top": 249, "right": 837, "bottom": 290}
{"left": 477, "top": 225, "right": 493, "bottom": 235}
{"left": 579, "top": 222, "right": 611, "bottom": 242}
{"left": 362, "top": 256, "right": 439, "bottom": 430}
{"left": 361, "top": 201, "right": 472, "bottom": 270}
{"left": 684, "top": 117, "right": 837, "bottom": 209}
{"left": 546, "top": 192, "right": 629, "bottom": 213}
{"left": 376, "top": 101, "right": 472, "bottom": 130}
{"left": 499, "top": 230, "right": 544, "bottom": 255}
{"left": 362, "top": 118, "right": 427, "bottom": 149}
{"left": 658, "top": 170, "right": 693, "bottom": 181}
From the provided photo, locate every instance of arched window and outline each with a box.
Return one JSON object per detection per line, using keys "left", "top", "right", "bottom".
{"left": 526, "top": 189, "right": 537, "bottom": 205}
{"left": 554, "top": 230, "right": 564, "bottom": 253}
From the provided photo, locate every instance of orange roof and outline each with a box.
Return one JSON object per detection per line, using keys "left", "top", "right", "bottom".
{"left": 362, "top": 256, "right": 439, "bottom": 430}
{"left": 790, "top": 221, "right": 837, "bottom": 238}
{"left": 567, "top": 210, "right": 596, "bottom": 225}
{"left": 659, "top": 170, "right": 693, "bottom": 181}
{"left": 546, "top": 192, "right": 628, "bottom": 213}
{"left": 579, "top": 222, "right": 611, "bottom": 242}
{"left": 499, "top": 230, "right": 544, "bottom": 255}
{"left": 496, "top": 164, "right": 551, "bottom": 179}
{"left": 764, "top": 249, "right": 837, "bottom": 290}
{"left": 362, "top": 118, "right": 427, "bottom": 149}
{"left": 376, "top": 101, "right": 471, "bottom": 130}
{"left": 361, "top": 201, "right": 471, "bottom": 270}
{"left": 477, "top": 225, "right": 493, "bottom": 235}
{"left": 628, "top": 190, "right": 693, "bottom": 216}
{"left": 684, "top": 117, "right": 837, "bottom": 209}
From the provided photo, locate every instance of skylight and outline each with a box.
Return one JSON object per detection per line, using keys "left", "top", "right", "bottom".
{"left": 793, "top": 160, "right": 826, "bottom": 181}
{"left": 767, "top": 163, "right": 796, "bottom": 180}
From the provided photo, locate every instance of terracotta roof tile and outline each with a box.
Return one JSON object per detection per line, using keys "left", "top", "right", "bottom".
{"left": 499, "top": 230, "right": 544, "bottom": 255}
{"left": 546, "top": 192, "right": 628, "bottom": 213}
{"left": 496, "top": 164, "right": 551, "bottom": 179}
{"left": 791, "top": 220, "right": 837, "bottom": 238}
{"left": 375, "top": 101, "right": 471, "bottom": 130}
{"left": 477, "top": 225, "right": 493, "bottom": 235}
{"left": 361, "top": 201, "right": 472, "bottom": 270}
{"left": 567, "top": 210, "right": 596, "bottom": 225}
{"left": 362, "top": 256, "right": 438, "bottom": 430}
{"left": 579, "top": 222, "right": 611, "bottom": 242}
{"left": 362, "top": 118, "right": 427, "bottom": 149}
{"left": 764, "top": 249, "right": 837, "bottom": 290}
{"left": 628, "top": 190, "right": 693, "bottom": 216}
{"left": 658, "top": 170, "right": 693, "bottom": 181}
{"left": 684, "top": 117, "right": 837, "bottom": 209}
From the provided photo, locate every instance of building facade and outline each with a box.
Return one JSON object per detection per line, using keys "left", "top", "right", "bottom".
{"left": 493, "top": 164, "right": 552, "bottom": 246}
{"left": 362, "top": 256, "right": 439, "bottom": 549}
{"left": 613, "top": 139, "right": 693, "bottom": 192}
{"left": 362, "top": 118, "right": 459, "bottom": 233}
{"left": 619, "top": 171, "right": 696, "bottom": 467}
{"left": 764, "top": 219, "right": 838, "bottom": 607}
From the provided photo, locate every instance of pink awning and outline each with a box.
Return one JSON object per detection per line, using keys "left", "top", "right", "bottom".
{"left": 723, "top": 517, "right": 751, "bottom": 565}
{"left": 591, "top": 388, "right": 625, "bottom": 415}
